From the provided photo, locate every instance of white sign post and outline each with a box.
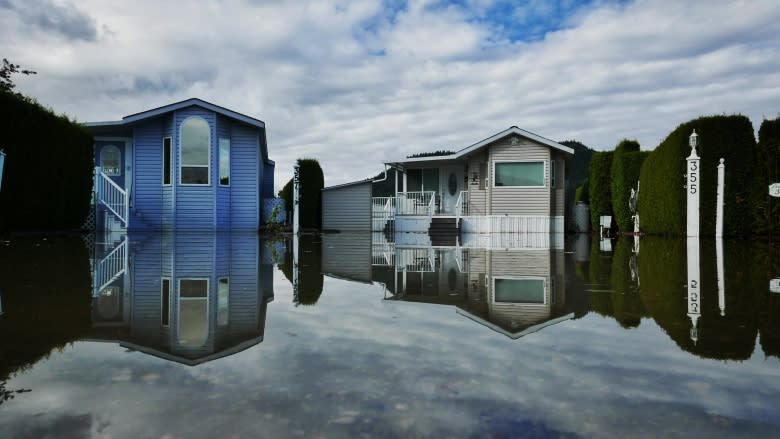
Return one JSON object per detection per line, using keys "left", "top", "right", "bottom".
{"left": 687, "top": 237, "right": 701, "bottom": 344}
{"left": 293, "top": 165, "right": 300, "bottom": 236}
{"left": 716, "top": 158, "right": 725, "bottom": 238}
{"left": 686, "top": 130, "right": 700, "bottom": 237}
{"left": 716, "top": 237, "right": 725, "bottom": 316}
{"left": 771, "top": 278, "right": 780, "bottom": 294}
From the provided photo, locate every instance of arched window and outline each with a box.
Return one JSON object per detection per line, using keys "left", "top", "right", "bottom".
{"left": 100, "top": 145, "right": 121, "bottom": 176}
{"left": 180, "top": 116, "right": 210, "bottom": 185}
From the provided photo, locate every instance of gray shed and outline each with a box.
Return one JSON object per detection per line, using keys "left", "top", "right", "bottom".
{"left": 321, "top": 179, "right": 372, "bottom": 231}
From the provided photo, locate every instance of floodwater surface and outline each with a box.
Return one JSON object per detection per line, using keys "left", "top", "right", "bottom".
{"left": 0, "top": 232, "right": 779, "bottom": 438}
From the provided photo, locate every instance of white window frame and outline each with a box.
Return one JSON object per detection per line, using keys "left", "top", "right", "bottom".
{"left": 179, "top": 116, "right": 211, "bottom": 186}
{"left": 492, "top": 160, "right": 548, "bottom": 188}
{"left": 162, "top": 137, "right": 172, "bottom": 186}
{"left": 219, "top": 138, "right": 230, "bottom": 187}
{"left": 492, "top": 276, "right": 547, "bottom": 306}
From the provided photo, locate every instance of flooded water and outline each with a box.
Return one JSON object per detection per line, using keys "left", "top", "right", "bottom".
{"left": 0, "top": 232, "right": 779, "bottom": 438}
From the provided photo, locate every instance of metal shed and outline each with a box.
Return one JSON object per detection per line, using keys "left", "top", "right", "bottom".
{"left": 321, "top": 179, "right": 372, "bottom": 231}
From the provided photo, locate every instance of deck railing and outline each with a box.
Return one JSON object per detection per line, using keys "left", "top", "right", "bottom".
{"left": 94, "top": 236, "right": 128, "bottom": 295}
{"left": 372, "top": 197, "right": 396, "bottom": 231}
{"left": 96, "top": 168, "right": 128, "bottom": 227}
{"left": 397, "top": 191, "right": 436, "bottom": 216}
{"left": 454, "top": 190, "right": 469, "bottom": 221}
{"left": 396, "top": 247, "right": 435, "bottom": 272}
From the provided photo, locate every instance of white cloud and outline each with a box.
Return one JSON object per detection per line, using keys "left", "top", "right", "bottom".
{"left": 2, "top": 0, "right": 778, "bottom": 189}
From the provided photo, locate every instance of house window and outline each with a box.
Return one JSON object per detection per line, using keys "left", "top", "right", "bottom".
{"left": 101, "top": 145, "right": 121, "bottom": 176}
{"left": 161, "top": 278, "right": 170, "bottom": 326}
{"left": 494, "top": 162, "right": 545, "bottom": 187}
{"left": 180, "top": 116, "right": 210, "bottom": 185}
{"left": 163, "top": 137, "right": 172, "bottom": 185}
{"left": 218, "top": 277, "right": 229, "bottom": 326}
{"left": 178, "top": 278, "right": 208, "bottom": 347}
{"left": 494, "top": 277, "right": 546, "bottom": 304}
{"left": 219, "top": 138, "right": 230, "bottom": 186}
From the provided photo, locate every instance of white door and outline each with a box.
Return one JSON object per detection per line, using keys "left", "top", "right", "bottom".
{"left": 440, "top": 166, "right": 463, "bottom": 215}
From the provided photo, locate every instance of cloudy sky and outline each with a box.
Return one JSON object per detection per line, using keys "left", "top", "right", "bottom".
{"left": 2, "top": 0, "right": 779, "bottom": 189}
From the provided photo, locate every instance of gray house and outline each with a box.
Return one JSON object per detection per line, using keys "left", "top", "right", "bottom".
{"left": 322, "top": 126, "right": 574, "bottom": 235}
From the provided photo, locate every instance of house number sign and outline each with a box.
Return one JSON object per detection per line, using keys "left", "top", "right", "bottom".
{"left": 688, "top": 161, "right": 698, "bottom": 194}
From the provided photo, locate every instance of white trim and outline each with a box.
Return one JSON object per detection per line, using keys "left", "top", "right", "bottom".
{"left": 389, "top": 126, "right": 573, "bottom": 165}
{"left": 178, "top": 116, "right": 211, "bottom": 186}
{"left": 492, "top": 276, "right": 547, "bottom": 306}
{"left": 492, "top": 160, "right": 547, "bottom": 188}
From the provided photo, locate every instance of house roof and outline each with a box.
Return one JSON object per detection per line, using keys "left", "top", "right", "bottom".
{"left": 84, "top": 97, "right": 265, "bottom": 129}
{"left": 456, "top": 309, "right": 575, "bottom": 340}
{"left": 388, "top": 126, "right": 574, "bottom": 166}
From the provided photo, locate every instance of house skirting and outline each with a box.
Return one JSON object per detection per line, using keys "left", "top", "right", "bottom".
{"left": 393, "top": 215, "right": 564, "bottom": 234}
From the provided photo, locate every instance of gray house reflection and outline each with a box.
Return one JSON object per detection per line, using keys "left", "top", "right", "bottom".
{"left": 87, "top": 232, "right": 274, "bottom": 365}
{"left": 323, "top": 232, "right": 586, "bottom": 339}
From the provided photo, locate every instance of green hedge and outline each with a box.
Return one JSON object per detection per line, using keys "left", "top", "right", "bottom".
{"left": 0, "top": 92, "right": 93, "bottom": 231}
{"left": 638, "top": 115, "right": 756, "bottom": 235}
{"left": 279, "top": 236, "right": 323, "bottom": 306}
{"left": 278, "top": 158, "right": 325, "bottom": 229}
{"left": 611, "top": 150, "right": 649, "bottom": 233}
{"left": 752, "top": 117, "right": 780, "bottom": 235}
{"left": 574, "top": 178, "right": 589, "bottom": 203}
{"left": 588, "top": 151, "right": 613, "bottom": 230}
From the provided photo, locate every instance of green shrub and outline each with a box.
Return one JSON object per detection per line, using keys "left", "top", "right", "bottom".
{"left": 574, "top": 178, "right": 589, "bottom": 203}
{"left": 588, "top": 151, "right": 613, "bottom": 230}
{"left": 609, "top": 237, "right": 647, "bottom": 328}
{"left": 0, "top": 93, "right": 93, "bottom": 231}
{"left": 611, "top": 150, "right": 649, "bottom": 233}
{"left": 638, "top": 115, "right": 756, "bottom": 235}
{"left": 279, "top": 236, "right": 323, "bottom": 306}
{"left": 277, "top": 158, "right": 325, "bottom": 229}
{"left": 752, "top": 117, "right": 780, "bottom": 236}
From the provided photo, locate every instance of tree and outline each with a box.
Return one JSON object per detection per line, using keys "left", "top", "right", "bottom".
{"left": 0, "top": 58, "right": 36, "bottom": 93}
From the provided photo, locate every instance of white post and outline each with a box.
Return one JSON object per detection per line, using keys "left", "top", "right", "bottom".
{"left": 716, "top": 237, "right": 725, "bottom": 316}
{"left": 293, "top": 164, "right": 300, "bottom": 236}
{"left": 0, "top": 149, "right": 5, "bottom": 193}
{"left": 292, "top": 232, "right": 299, "bottom": 305}
{"left": 716, "top": 158, "right": 725, "bottom": 238}
{"left": 687, "top": 237, "right": 701, "bottom": 344}
{"left": 686, "top": 130, "right": 700, "bottom": 237}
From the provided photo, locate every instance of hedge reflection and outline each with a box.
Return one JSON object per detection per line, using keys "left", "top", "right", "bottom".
{"left": 0, "top": 236, "right": 92, "bottom": 380}
{"left": 279, "top": 236, "right": 323, "bottom": 306}
{"left": 578, "top": 236, "right": 779, "bottom": 361}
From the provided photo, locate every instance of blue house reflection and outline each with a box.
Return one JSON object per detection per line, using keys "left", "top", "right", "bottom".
{"left": 88, "top": 232, "right": 274, "bottom": 365}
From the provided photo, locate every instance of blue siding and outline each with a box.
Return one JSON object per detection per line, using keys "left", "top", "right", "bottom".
{"left": 130, "top": 234, "right": 167, "bottom": 347}
{"left": 174, "top": 107, "right": 216, "bottom": 230}
{"left": 230, "top": 123, "right": 260, "bottom": 229}
{"left": 132, "top": 121, "right": 164, "bottom": 229}
{"left": 216, "top": 116, "right": 231, "bottom": 229}
{"left": 227, "top": 233, "right": 259, "bottom": 333}
{"left": 162, "top": 115, "right": 174, "bottom": 229}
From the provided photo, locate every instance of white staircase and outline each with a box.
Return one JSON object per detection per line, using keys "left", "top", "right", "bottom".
{"left": 94, "top": 236, "right": 128, "bottom": 297}
{"left": 96, "top": 168, "right": 129, "bottom": 228}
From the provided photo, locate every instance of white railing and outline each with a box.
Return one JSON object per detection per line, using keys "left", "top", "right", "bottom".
{"left": 96, "top": 168, "right": 128, "bottom": 227}
{"left": 454, "top": 190, "right": 469, "bottom": 220}
{"left": 397, "top": 191, "right": 436, "bottom": 216}
{"left": 94, "top": 236, "right": 128, "bottom": 295}
{"left": 372, "top": 196, "right": 396, "bottom": 231}
{"left": 396, "top": 247, "right": 435, "bottom": 272}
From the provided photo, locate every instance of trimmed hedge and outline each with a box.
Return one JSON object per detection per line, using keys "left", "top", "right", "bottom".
{"left": 0, "top": 92, "right": 93, "bottom": 231}
{"left": 574, "top": 178, "right": 589, "bottom": 203}
{"left": 753, "top": 117, "right": 780, "bottom": 235}
{"left": 611, "top": 150, "right": 649, "bottom": 233}
{"left": 279, "top": 236, "right": 323, "bottom": 306}
{"left": 638, "top": 115, "right": 756, "bottom": 235}
{"left": 278, "top": 158, "right": 325, "bottom": 229}
{"left": 587, "top": 151, "right": 613, "bottom": 230}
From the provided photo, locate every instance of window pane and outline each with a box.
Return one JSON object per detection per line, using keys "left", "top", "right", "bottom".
{"left": 422, "top": 168, "right": 439, "bottom": 193}
{"left": 495, "top": 162, "right": 544, "bottom": 187}
{"left": 218, "top": 278, "right": 229, "bottom": 326}
{"left": 101, "top": 145, "right": 121, "bottom": 176}
{"left": 163, "top": 138, "right": 171, "bottom": 185}
{"left": 495, "top": 278, "right": 545, "bottom": 303}
{"left": 179, "top": 299, "right": 208, "bottom": 347}
{"left": 161, "top": 279, "right": 170, "bottom": 326}
{"left": 182, "top": 167, "right": 209, "bottom": 185}
{"left": 180, "top": 279, "right": 207, "bottom": 298}
{"left": 219, "top": 138, "right": 230, "bottom": 186}
{"left": 181, "top": 117, "right": 209, "bottom": 166}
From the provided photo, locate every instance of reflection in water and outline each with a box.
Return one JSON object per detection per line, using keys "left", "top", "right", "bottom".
{"left": 89, "top": 232, "right": 275, "bottom": 366}
{"left": 320, "top": 232, "right": 588, "bottom": 339}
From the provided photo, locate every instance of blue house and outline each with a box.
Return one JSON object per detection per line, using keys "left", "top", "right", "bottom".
{"left": 85, "top": 98, "right": 275, "bottom": 231}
